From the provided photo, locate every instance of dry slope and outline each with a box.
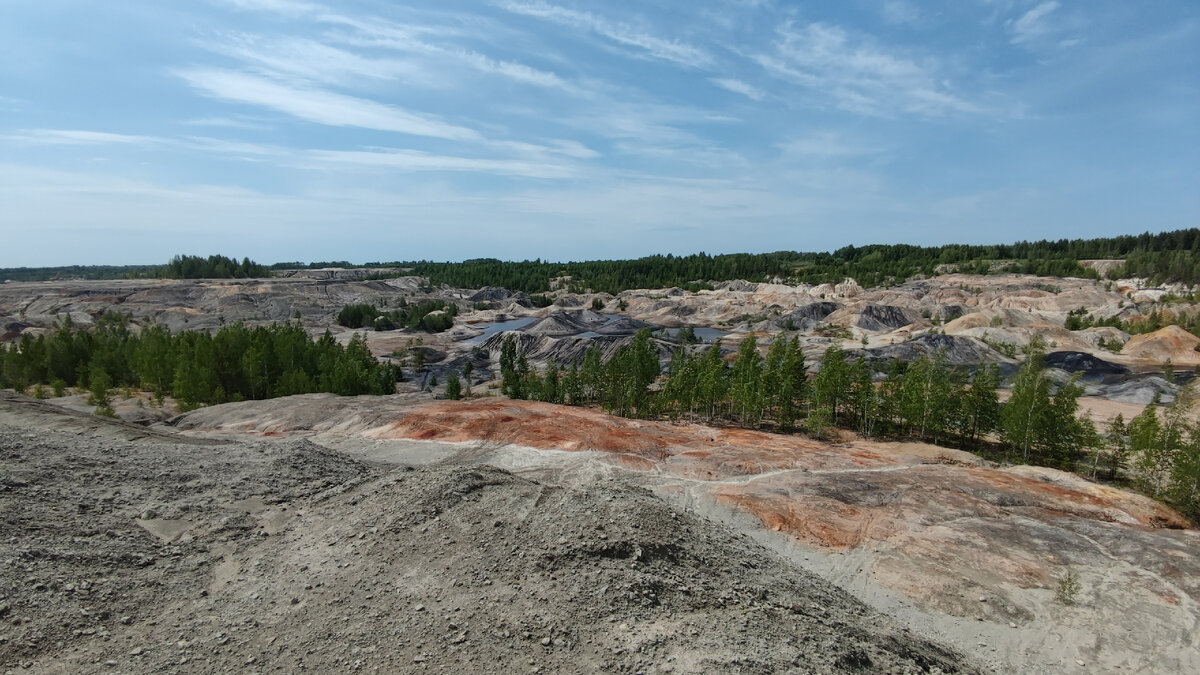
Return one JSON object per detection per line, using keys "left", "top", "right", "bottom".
{"left": 0, "top": 391, "right": 976, "bottom": 674}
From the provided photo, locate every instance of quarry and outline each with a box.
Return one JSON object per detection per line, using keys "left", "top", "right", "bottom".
{"left": 2, "top": 267, "right": 1198, "bottom": 673}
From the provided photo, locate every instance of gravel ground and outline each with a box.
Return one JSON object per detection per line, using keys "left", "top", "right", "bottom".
{"left": 0, "top": 392, "right": 979, "bottom": 674}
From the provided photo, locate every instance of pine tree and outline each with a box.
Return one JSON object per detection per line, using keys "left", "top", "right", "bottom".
{"left": 499, "top": 335, "right": 525, "bottom": 399}
{"left": 87, "top": 362, "right": 112, "bottom": 410}
{"left": 580, "top": 345, "right": 603, "bottom": 404}
{"left": 777, "top": 337, "right": 808, "bottom": 432}
{"left": 847, "top": 357, "right": 876, "bottom": 435}
{"left": 961, "top": 364, "right": 1000, "bottom": 446}
{"left": 730, "top": 336, "right": 763, "bottom": 426}
{"left": 542, "top": 362, "right": 562, "bottom": 404}
{"left": 445, "top": 371, "right": 462, "bottom": 400}
{"left": 697, "top": 342, "right": 729, "bottom": 422}
{"left": 461, "top": 360, "right": 474, "bottom": 398}
{"left": 813, "top": 344, "right": 849, "bottom": 427}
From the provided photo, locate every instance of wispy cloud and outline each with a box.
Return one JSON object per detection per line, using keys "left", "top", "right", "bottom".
{"left": 175, "top": 69, "right": 482, "bottom": 141}
{"left": 201, "top": 34, "right": 428, "bottom": 86}
{"left": 208, "top": 11, "right": 581, "bottom": 96}
{"left": 1010, "top": 1, "right": 1059, "bottom": 44}
{"left": 752, "top": 21, "right": 977, "bottom": 117}
{"left": 305, "top": 148, "right": 576, "bottom": 179}
{"left": 4, "top": 126, "right": 590, "bottom": 178}
{"left": 5, "top": 129, "right": 163, "bottom": 146}
{"left": 183, "top": 116, "right": 271, "bottom": 130}
{"left": 5, "top": 128, "right": 291, "bottom": 160}
{"left": 777, "top": 132, "right": 880, "bottom": 160}
{"left": 214, "top": 0, "right": 322, "bottom": 16}
{"left": 498, "top": 1, "right": 712, "bottom": 67}
{"left": 330, "top": 27, "right": 577, "bottom": 92}
{"left": 711, "top": 78, "right": 764, "bottom": 101}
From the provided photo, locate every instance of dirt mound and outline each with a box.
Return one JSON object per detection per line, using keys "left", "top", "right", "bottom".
{"left": 862, "top": 334, "right": 1011, "bottom": 369}
{"left": 524, "top": 312, "right": 592, "bottom": 336}
{"left": 777, "top": 301, "right": 839, "bottom": 330}
{"left": 1121, "top": 325, "right": 1200, "bottom": 365}
{"left": 0, "top": 423, "right": 373, "bottom": 672}
{"left": 0, "top": 405, "right": 975, "bottom": 674}
{"left": 855, "top": 305, "right": 921, "bottom": 332}
{"left": 1043, "top": 351, "right": 1130, "bottom": 382}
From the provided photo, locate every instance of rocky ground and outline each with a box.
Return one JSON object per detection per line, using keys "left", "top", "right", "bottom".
{"left": 0, "top": 391, "right": 978, "bottom": 674}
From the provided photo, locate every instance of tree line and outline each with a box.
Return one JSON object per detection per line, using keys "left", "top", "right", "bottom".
{"left": 384, "top": 228, "right": 1200, "bottom": 293}
{"left": 482, "top": 331, "right": 1200, "bottom": 519}
{"left": 0, "top": 254, "right": 271, "bottom": 282}
{"left": 1, "top": 313, "right": 399, "bottom": 410}
{"left": 6, "top": 229, "right": 1197, "bottom": 287}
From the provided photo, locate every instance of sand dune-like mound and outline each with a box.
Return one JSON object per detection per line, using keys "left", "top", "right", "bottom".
{"left": 1121, "top": 325, "right": 1200, "bottom": 365}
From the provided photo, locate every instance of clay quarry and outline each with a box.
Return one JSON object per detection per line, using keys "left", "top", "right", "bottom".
{"left": 2, "top": 269, "right": 1199, "bottom": 673}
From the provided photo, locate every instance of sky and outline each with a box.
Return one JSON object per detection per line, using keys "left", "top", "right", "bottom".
{"left": 0, "top": 0, "right": 1197, "bottom": 267}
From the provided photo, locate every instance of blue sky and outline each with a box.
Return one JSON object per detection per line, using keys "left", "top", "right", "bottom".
{"left": 0, "top": 0, "right": 1196, "bottom": 266}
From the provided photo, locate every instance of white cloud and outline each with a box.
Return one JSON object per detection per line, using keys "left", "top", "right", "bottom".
{"left": 1010, "top": 1, "right": 1059, "bottom": 44}
{"left": 304, "top": 148, "right": 576, "bottom": 179}
{"left": 711, "top": 78, "right": 765, "bottom": 101}
{"left": 5, "top": 129, "right": 163, "bottom": 146}
{"left": 4, "top": 128, "right": 298, "bottom": 163}
{"left": 201, "top": 34, "right": 428, "bottom": 86}
{"left": 175, "top": 69, "right": 482, "bottom": 141}
{"left": 183, "top": 116, "right": 271, "bottom": 130}
{"left": 215, "top": 17, "right": 579, "bottom": 95}
{"left": 498, "top": 1, "right": 712, "bottom": 68}
{"left": 753, "top": 21, "right": 977, "bottom": 117}
{"left": 490, "top": 139, "right": 600, "bottom": 160}
{"left": 214, "top": 0, "right": 322, "bottom": 16}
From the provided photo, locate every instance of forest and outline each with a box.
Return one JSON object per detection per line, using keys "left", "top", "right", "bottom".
{"left": 488, "top": 331, "right": 1200, "bottom": 518}
{"left": 161, "top": 254, "right": 271, "bottom": 279}
{"left": 0, "top": 313, "right": 399, "bottom": 410}
{"left": 4, "top": 229, "right": 1197, "bottom": 288}
{"left": 389, "top": 228, "right": 1200, "bottom": 293}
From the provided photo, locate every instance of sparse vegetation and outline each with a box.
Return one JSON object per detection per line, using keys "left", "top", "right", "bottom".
{"left": 1055, "top": 568, "right": 1081, "bottom": 605}
{"left": 1064, "top": 306, "right": 1200, "bottom": 338}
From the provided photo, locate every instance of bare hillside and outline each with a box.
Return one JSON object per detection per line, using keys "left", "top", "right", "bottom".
{"left": 0, "top": 391, "right": 976, "bottom": 674}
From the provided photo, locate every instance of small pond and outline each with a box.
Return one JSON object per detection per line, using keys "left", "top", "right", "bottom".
{"left": 463, "top": 317, "right": 537, "bottom": 345}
